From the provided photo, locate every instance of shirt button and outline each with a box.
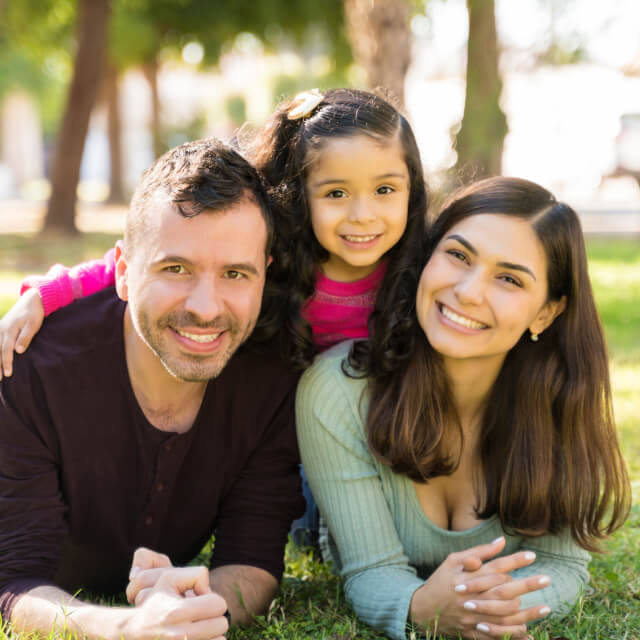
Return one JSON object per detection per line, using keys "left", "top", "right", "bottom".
{"left": 144, "top": 515, "right": 153, "bottom": 526}
{"left": 156, "top": 482, "right": 164, "bottom": 492}
{"left": 164, "top": 442, "right": 172, "bottom": 452}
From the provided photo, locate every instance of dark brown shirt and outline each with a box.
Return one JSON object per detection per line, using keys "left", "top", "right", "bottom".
{"left": 0, "top": 289, "right": 303, "bottom": 619}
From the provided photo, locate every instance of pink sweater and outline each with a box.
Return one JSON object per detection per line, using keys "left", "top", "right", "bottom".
{"left": 21, "top": 251, "right": 386, "bottom": 349}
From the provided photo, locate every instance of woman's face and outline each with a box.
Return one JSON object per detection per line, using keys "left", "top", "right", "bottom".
{"left": 416, "top": 213, "right": 560, "bottom": 368}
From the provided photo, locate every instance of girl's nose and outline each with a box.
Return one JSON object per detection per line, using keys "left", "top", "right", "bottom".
{"left": 347, "top": 197, "right": 376, "bottom": 223}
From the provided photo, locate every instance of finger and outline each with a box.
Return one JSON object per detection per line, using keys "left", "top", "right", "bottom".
{"left": 134, "top": 586, "right": 153, "bottom": 606}
{"left": 127, "top": 567, "right": 167, "bottom": 603}
{"left": 164, "top": 592, "right": 228, "bottom": 624}
{"left": 15, "top": 317, "right": 40, "bottom": 353}
{"left": 481, "top": 550, "right": 536, "bottom": 574}
{"left": 449, "top": 537, "right": 506, "bottom": 572}
{"left": 488, "top": 603, "right": 552, "bottom": 627}
{"left": 130, "top": 547, "right": 172, "bottom": 578}
{"left": 485, "top": 574, "right": 550, "bottom": 601}
{"left": 474, "top": 621, "right": 529, "bottom": 638}
{"left": 156, "top": 566, "right": 215, "bottom": 599}
{"left": 172, "top": 615, "right": 229, "bottom": 640}
{"left": 1, "top": 328, "right": 20, "bottom": 378}
{"left": 455, "top": 572, "right": 512, "bottom": 595}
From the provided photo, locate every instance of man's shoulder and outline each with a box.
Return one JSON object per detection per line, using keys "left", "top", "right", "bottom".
{"left": 16, "top": 287, "right": 124, "bottom": 371}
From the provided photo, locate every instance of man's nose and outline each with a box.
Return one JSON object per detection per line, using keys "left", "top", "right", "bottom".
{"left": 184, "top": 276, "right": 225, "bottom": 321}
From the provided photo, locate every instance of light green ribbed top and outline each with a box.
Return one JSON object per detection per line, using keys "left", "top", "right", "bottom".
{"left": 296, "top": 341, "right": 591, "bottom": 640}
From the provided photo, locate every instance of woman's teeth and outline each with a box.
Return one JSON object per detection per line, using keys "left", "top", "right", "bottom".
{"left": 440, "top": 305, "right": 487, "bottom": 330}
{"left": 175, "top": 329, "right": 221, "bottom": 343}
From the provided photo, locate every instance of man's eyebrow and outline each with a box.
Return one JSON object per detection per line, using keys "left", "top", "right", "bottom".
{"left": 446, "top": 234, "right": 537, "bottom": 280}
{"left": 151, "top": 257, "right": 260, "bottom": 277}
{"left": 311, "top": 172, "right": 407, "bottom": 188}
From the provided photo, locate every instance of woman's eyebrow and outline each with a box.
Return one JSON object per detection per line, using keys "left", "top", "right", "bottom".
{"left": 446, "top": 234, "right": 536, "bottom": 280}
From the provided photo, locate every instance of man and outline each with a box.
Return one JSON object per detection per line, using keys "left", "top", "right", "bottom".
{"left": 0, "top": 139, "right": 304, "bottom": 639}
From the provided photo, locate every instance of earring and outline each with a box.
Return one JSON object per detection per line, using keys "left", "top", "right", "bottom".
{"left": 530, "top": 332, "right": 539, "bottom": 342}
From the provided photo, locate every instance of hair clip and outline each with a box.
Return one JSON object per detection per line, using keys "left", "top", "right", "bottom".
{"left": 287, "top": 89, "right": 323, "bottom": 120}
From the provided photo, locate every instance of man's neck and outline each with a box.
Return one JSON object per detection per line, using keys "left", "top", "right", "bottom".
{"left": 122, "top": 308, "right": 207, "bottom": 433}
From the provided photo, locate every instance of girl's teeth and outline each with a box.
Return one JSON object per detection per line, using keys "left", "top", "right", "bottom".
{"left": 440, "top": 306, "right": 486, "bottom": 330}
{"left": 344, "top": 235, "right": 377, "bottom": 243}
{"left": 176, "top": 330, "right": 221, "bottom": 343}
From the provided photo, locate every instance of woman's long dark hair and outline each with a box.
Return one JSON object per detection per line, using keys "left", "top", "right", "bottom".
{"left": 249, "top": 88, "right": 428, "bottom": 369}
{"left": 350, "top": 176, "right": 630, "bottom": 550}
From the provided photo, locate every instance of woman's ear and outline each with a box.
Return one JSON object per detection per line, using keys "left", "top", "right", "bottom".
{"left": 529, "top": 295, "right": 567, "bottom": 337}
{"left": 114, "top": 240, "right": 129, "bottom": 301}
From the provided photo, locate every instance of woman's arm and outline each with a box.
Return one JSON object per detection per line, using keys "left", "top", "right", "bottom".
{"left": 296, "top": 344, "right": 424, "bottom": 640}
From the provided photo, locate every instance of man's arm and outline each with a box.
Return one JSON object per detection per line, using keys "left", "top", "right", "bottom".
{"left": 12, "top": 569, "right": 228, "bottom": 640}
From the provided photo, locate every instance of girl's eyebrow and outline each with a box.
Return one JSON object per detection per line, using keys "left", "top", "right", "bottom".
{"left": 311, "top": 172, "right": 407, "bottom": 188}
{"left": 446, "top": 233, "right": 537, "bottom": 281}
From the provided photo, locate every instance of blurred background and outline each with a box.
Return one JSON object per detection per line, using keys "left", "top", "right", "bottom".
{"left": 0, "top": 0, "right": 639, "bottom": 234}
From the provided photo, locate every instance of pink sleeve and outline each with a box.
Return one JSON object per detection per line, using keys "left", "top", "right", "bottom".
{"left": 20, "top": 248, "right": 117, "bottom": 316}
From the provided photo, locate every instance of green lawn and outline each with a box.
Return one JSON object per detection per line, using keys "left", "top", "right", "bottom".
{"left": 0, "top": 233, "right": 638, "bottom": 639}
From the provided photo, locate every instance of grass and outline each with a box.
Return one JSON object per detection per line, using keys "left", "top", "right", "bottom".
{"left": 0, "top": 232, "right": 638, "bottom": 639}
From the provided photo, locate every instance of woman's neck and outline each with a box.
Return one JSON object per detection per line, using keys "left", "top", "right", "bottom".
{"left": 443, "top": 355, "right": 505, "bottom": 429}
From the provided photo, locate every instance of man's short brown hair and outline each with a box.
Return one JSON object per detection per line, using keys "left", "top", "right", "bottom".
{"left": 125, "top": 138, "right": 273, "bottom": 258}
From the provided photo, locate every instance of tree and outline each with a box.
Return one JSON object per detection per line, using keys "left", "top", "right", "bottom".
{"left": 45, "top": 0, "right": 110, "bottom": 232}
{"left": 454, "top": 0, "right": 507, "bottom": 178}
{"left": 344, "top": 0, "right": 412, "bottom": 107}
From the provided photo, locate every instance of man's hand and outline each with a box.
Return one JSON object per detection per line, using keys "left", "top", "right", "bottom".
{"left": 127, "top": 547, "right": 174, "bottom": 605}
{"left": 122, "top": 566, "right": 228, "bottom": 640}
{"left": 410, "top": 537, "right": 552, "bottom": 639}
{"left": 0, "top": 289, "right": 44, "bottom": 379}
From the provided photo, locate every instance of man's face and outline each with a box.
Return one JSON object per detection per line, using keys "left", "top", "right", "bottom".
{"left": 118, "top": 192, "right": 269, "bottom": 382}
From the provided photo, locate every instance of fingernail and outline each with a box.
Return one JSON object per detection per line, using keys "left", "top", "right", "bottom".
{"left": 454, "top": 584, "right": 467, "bottom": 593}
{"left": 463, "top": 601, "right": 477, "bottom": 610}
{"left": 539, "top": 606, "right": 551, "bottom": 615}
{"left": 524, "top": 551, "right": 536, "bottom": 561}
{"left": 129, "top": 566, "right": 140, "bottom": 580}
{"left": 491, "top": 536, "right": 504, "bottom": 544}
{"left": 539, "top": 576, "right": 550, "bottom": 585}
{"left": 477, "top": 623, "right": 490, "bottom": 632}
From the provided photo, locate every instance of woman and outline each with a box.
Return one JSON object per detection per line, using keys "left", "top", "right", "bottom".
{"left": 296, "top": 176, "right": 630, "bottom": 639}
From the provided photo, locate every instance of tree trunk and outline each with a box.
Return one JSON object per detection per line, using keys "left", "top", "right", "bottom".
{"left": 455, "top": 0, "right": 507, "bottom": 179}
{"left": 143, "top": 56, "right": 164, "bottom": 159}
{"left": 104, "top": 62, "right": 125, "bottom": 203}
{"left": 344, "top": 0, "right": 412, "bottom": 108}
{"left": 44, "top": 0, "right": 110, "bottom": 233}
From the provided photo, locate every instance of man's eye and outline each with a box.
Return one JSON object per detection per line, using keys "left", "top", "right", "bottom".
{"left": 164, "top": 265, "right": 186, "bottom": 274}
{"left": 326, "top": 189, "right": 347, "bottom": 199}
{"left": 377, "top": 185, "right": 394, "bottom": 195}
{"left": 224, "top": 270, "right": 245, "bottom": 280}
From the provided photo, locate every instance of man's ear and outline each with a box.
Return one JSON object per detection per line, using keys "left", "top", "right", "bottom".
{"left": 114, "top": 240, "right": 129, "bottom": 301}
{"left": 267, "top": 255, "right": 273, "bottom": 268}
{"left": 529, "top": 295, "right": 567, "bottom": 337}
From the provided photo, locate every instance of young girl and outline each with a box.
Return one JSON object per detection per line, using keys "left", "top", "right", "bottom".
{"left": 0, "top": 88, "right": 427, "bottom": 376}
{"left": 296, "top": 177, "right": 630, "bottom": 639}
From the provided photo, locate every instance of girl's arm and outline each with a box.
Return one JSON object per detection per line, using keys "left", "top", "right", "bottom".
{"left": 0, "top": 249, "right": 116, "bottom": 379}
{"left": 20, "top": 248, "right": 117, "bottom": 316}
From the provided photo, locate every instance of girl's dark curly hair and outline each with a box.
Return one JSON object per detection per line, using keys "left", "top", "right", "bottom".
{"left": 349, "top": 176, "right": 630, "bottom": 550}
{"left": 249, "top": 88, "right": 428, "bottom": 369}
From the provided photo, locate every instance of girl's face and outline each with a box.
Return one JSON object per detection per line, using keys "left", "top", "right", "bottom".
{"left": 305, "top": 134, "right": 410, "bottom": 282}
{"left": 416, "top": 213, "right": 563, "bottom": 370}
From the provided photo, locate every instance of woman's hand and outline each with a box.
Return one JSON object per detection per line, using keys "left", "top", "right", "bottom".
{"left": 0, "top": 289, "right": 44, "bottom": 379}
{"left": 410, "top": 536, "right": 551, "bottom": 639}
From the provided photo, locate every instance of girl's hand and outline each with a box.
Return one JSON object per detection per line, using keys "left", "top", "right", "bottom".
{"left": 410, "top": 537, "right": 551, "bottom": 639}
{"left": 0, "top": 289, "right": 44, "bottom": 379}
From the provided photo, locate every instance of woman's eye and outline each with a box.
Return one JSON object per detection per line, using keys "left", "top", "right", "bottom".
{"left": 447, "top": 249, "right": 468, "bottom": 263}
{"left": 499, "top": 274, "right": 523, "bottom": 287}
{"left": 377, "top": 185, "right": 394, "bottom": 195}
{"left": 326, "top": 189, "right": 347, "bottom": 199}
{"left": 164, "top": 265, "right": 186, "bottom": 274}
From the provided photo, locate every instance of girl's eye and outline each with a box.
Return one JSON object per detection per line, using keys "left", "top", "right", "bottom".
{"left": 446, "top": 249, "right": 468, "bottom": 263}
{"left": 164, "top": 265, "right": 186, "bottom": 274}
{"left": 499, "top": 274, "right": 523, "bottom": 287}
{"left": 224, "top": 270, "right": 246, "bottom": 280}
{"left": 326, "top": 189, "right": 347, "bottom": 199}
{"left": 377, "top": 185, "right": 394, "bottom": 195}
